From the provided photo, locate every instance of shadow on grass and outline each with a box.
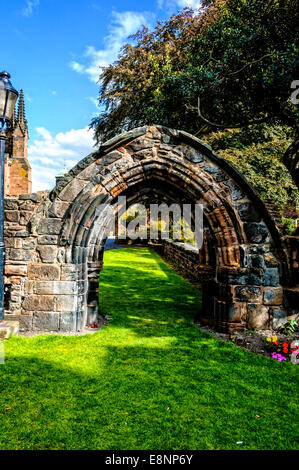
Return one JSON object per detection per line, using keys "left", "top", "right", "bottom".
{"left": 0, "top": 334, "right": 297, "bottom": 450}
{"left": 0, "top": 247, "right": 297, "bottom": 450}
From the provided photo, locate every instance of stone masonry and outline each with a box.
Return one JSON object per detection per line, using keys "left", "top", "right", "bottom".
{"left": 4, "top": 90, "right": 32, "bottom": 197}
{"left": 3, "top": 125, "right": 298, "bottom": 333}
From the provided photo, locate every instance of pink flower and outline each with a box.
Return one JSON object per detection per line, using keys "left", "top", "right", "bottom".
{"left": 277, "top": 354, "right": 286, "bottom": 362}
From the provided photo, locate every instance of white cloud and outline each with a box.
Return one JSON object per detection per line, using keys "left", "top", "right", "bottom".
{"left": 158, "top": 0, "right": 202, "bottom": 10}
{"left": 70, "top": 62, "right": 85, "bottom": 74}
{"left": 25, "top": 93, "right": 32, "bottom": 102}
{"left": 23, "top": 0, "right": 40, "bottom": 17}
{"left": 28, "top": 126, "right": 96, "bottom": 192}
{"left": 88, "top": 97, "right": 99, "bottom": 107}
{"left": 70, "top": 10, "right": 153, "bottom": 83}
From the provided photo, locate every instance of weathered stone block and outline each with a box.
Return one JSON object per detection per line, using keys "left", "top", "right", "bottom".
{"left": 23, "top": 295, "right": 56, "bottom": 311}
{"left": 47, "top": 200, "right": 69, "bottom": 218}
{"left": 14, "top": 239, "right": 23, "bottom": 249}
{"left": 129, "top": 139, "right": 153, "bottom": 152}
{"left": 247, "top": 304, "right": 269, "bottom": 329}
{"left": 33, "top": 312, "right": 59, "bottom": 331}
{"left": 28, "top": 264, "right": 60, "bottom": 280}
{"left": 55, "top": 295, "right": 77, "bottom": 312}
{"left": 18, "top": 193, "right": 42, "bottom": 202}
{"left": 37, "top": 245, "right": 57, "bottom": 263}
{"left": 4, "top": 265, "right": 27, "bottom": 276}
{"left": 249, "top": 245, "right": 265, "bottom": 255}
{"left": 272, "top": 307, "right": 288, "bottom": 329}
{"left": 38, "top": 235, "right": 58, "bottom": 245}
{"left": 4, "top": 237, "right": 15, "bottom": 248}
{"left": 4, "top": 199, "right": 19, "bottom": 210}
{"left": 4, "top": 313, "right": 33, "bottom": 331}
{"left": 8, "top": 249, "right": 31, "bottom": 262}
{"left": 59, "top": 312, "right": 77, "bottom": 331}
{"left": 58, "top": 179, "right": 86, "bottom": 202}
{"left": 33, "top": 281, "right": 77, "bottom": 295}
{"left": 76, "top": 310, "right": 85, "bottom": 330}
{"left": 76, "top": 163, "right": 100, "bottom": 181}
{"left": 228, "top": 302, "right": 247, "bottom": 322}
{"left": 161, "top": 135, "right": 177, "bottom": 145}
{"left": 23, "top": 239, "right": 36, "bottom": 250}
{"left": 264, "top": 268, "right": 279, "bottom": 287}
{"left": 221, "top": 273, "right": 247, "bottom": 285}
{"left": 264, "top": 288, "right": 283, "bottom": 306}
{"left": 14, "top": 230, "right": 29, "bottom": 237}
{"left": 101, "top": 151, "right": 124, "bottom": 165}
{"left": 78, "top": 280, "right": 88, "bottom": 295}
{"left": 234, "top": 286, "right": 262, "bottom": 303}
{"left": 10, "top": 276, "right": 22, "bottom": 286}
{"left": 38, "top": 218, "right": 62, "bottom": 235}
{"left": 61, "top": 264, "right": 79, "bottom": 281}
{"left": 183, "top": 147, "right": 204, "bottom": 163}
{"left": 5, "top": 211, "right": 20, "bottom": 222}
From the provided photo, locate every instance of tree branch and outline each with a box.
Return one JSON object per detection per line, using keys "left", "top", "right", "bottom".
{"left": 187, "top": 97, "right": 272, "bottom": 129}
{"left": 215, "top": 52, "right": 288, "bottom": 88}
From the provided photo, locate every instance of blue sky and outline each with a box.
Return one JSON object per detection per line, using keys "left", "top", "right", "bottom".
{"left": 1, "top": 0, "right": 200, "bottom": 191}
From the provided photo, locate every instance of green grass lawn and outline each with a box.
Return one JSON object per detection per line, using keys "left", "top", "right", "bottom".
{"left": 0, "top": 247, "right": 298, "bottom": 450}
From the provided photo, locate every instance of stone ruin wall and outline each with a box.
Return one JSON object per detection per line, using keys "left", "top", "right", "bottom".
{"left": 154, "top": 239, "right": 213, "bottom": 285}
{"left": 4, "top": 191, "right": 298, "bottom": 333}
{"left": 155, "top": 238, "right": 299, "bottom": 330}
{"left": 2, "top": 125, "right": 299, "bottom": 333}
{"left": 3, "top": 192, "right": 87, "bottom": 332}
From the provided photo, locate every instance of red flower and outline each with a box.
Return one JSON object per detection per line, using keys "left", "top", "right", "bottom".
{"left": 283, "top": 348, "right": 288, "bottom": 354}
{"left": 283, "top": 342, "right": 288, "bottom": 348}
{"left": 275, "top": 341, "right": 279, "bottom": 346}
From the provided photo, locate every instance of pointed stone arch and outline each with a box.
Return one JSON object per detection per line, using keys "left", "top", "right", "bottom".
{"left": 4, "top": 126, "right": 291, "bottom": 332}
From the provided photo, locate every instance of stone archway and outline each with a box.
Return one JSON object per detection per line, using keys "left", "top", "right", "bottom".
{"left": 3, "top": 125, "right": 292, "bottom": 332}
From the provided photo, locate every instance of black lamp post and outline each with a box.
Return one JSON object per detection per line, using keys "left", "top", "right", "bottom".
{"left": 0, "top": 72, "right": 19, "bottom": 322}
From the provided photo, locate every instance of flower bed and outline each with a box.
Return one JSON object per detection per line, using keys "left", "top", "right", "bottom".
{"left": 198, "top": 324, "right": 299, "bottom": 365}
{"left": 265, "top": 336, "right": 299, "bottom": 364}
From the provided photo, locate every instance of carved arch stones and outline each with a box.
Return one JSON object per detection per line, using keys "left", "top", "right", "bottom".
{"left": 3, "top": 125, "right": 289, "bottom": 332}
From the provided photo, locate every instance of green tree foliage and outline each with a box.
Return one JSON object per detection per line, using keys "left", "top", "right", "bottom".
{"left": 91, "top": 0, "right": 299, "bottom": 192}
{"left": 203, "top": 124, "right": 298, "bottom": 223}
{"left": 92, "top": 1, "right": 298, "bottom": 139}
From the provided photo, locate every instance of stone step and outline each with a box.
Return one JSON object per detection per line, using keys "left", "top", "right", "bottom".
{"left": 0, "top": 321, "right": 19, "bottom": 340}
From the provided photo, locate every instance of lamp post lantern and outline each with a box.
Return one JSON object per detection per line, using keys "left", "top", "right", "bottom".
{"left": 0, "top": 71, "right": 19, "bottom": 322}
